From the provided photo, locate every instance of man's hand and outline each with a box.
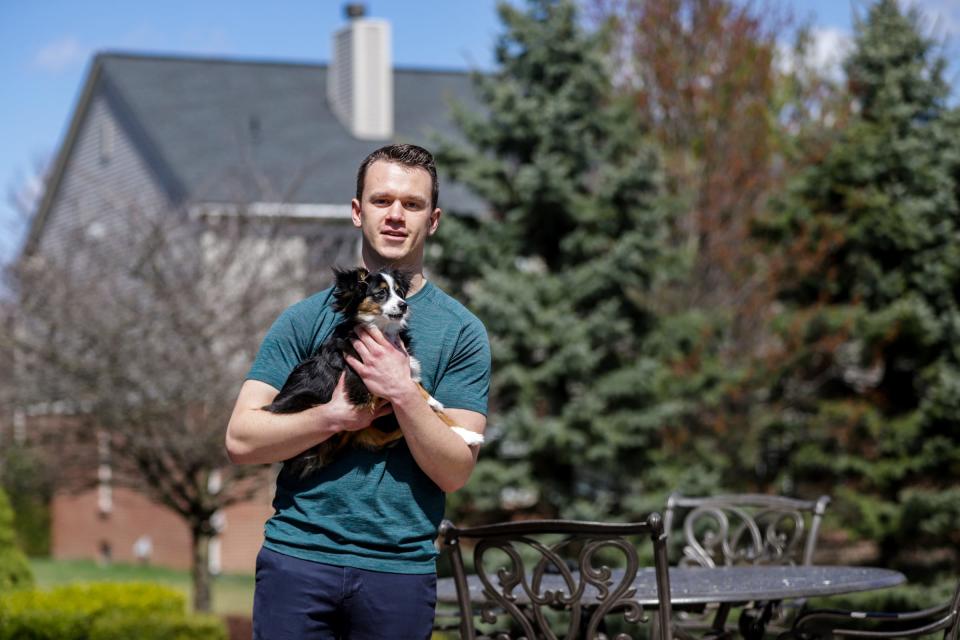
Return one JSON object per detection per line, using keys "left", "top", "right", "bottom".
{"left": 326, "top": 371, "right": 393, "bottom": 432}
{"left": 346, "top": 326, "right": 418, "bottom": 403}
{"left": 343, "top": 325, "right": 486, "bottom": 493}
{"left": 225, "top": 376, "right": 392, "bottom": 465}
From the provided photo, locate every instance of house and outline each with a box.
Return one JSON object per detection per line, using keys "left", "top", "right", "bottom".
{"left": 20, "top": 7, "right": 483, "bottom": 574}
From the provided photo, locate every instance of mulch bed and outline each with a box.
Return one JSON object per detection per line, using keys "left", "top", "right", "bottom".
{"left": 224, "top": 614, "right": 252, "bottom": 640}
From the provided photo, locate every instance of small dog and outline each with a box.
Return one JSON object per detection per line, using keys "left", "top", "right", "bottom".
{"left": 264, "top": 267, "right": 483, "bottom": 477}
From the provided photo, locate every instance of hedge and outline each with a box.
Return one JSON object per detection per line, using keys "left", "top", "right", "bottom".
{"left": 0, "top": 582, "right": 225, "bottom": 640}
{"left": 90, "top": 612, "right": 227, "bottom": 640}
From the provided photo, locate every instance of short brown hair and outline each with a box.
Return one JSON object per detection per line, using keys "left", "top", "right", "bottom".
{"left": 355, "top": 144, "right": 439, "bottom": 210}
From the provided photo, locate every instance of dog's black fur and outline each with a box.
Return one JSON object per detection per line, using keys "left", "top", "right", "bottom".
{"left": 264, "top": 267, "right": 413, "bottom": 476}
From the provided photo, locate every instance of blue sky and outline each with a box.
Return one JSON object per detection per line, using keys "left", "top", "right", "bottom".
{"left": 1, "top": 0, "right": 958, "bottom": 261}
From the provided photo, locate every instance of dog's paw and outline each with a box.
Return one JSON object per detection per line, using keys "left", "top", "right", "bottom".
{"left": 451, "top": 427, "right": 484, "bottom": 446}
{"left": 426, "top": 395, "right": 445, "bottom": 412}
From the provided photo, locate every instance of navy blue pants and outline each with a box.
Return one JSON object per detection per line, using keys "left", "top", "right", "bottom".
{"left": 253, "top": 547, "right": 437, "bottom": 640}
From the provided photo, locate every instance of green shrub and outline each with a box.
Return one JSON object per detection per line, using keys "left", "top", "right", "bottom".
{"left": 8, "top": 498, "right": 50, "bottom": 557}
{"left": 90, "top": 612, "right": 227, "bottom": 640}
{"left": 0, "top": 547, "right": 34, "bottom": 592}
{"left": 0, "top": 608, "right": 89, "bottom": 640}
{"left": 0, "top": 488, "right": 15, "bottom": 547}
{"left": 0, "top": 488, "right": 33, "bottom": 591}
{"left": 0, "top": 582, "right": 184, "bottom": 640}
{"left": 0, "top": 445, "right": 52, "bottom": 556}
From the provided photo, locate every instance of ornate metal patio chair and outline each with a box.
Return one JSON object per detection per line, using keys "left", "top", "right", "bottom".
{"left": 778, "top": 578, "right": 960, "bottom": 640}
{"left": 664, "top": 493, "right": 831, "bottom": 569}
{"left": 663, "top": 493, "right": 831, "bottom": 638}
{"left": 438, "top": 515, "right": 674, "bottom": 640}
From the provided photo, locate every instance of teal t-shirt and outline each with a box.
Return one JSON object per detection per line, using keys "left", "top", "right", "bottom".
{"left": 247, "top": 280, "right": 491, "bottom": 574}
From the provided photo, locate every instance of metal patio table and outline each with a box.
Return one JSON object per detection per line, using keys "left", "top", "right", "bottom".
{"left": 436, "top": 565, "right": 906, "bottom": 639}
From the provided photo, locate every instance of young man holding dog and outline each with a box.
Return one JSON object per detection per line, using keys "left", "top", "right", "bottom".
{"left": 225, "top": 143, "right": 490, "bottom": 639}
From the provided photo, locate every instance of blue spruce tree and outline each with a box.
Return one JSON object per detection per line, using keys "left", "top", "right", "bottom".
{"left": 755, "top": 0, "right": 960, "bottom": 565}
{"left": 433, "top": 0, "right": 683, "bottom": 521}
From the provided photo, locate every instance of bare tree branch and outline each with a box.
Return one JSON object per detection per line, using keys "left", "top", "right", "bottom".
{"left": 3, "top": 181, "right": 325, "bottom": 610}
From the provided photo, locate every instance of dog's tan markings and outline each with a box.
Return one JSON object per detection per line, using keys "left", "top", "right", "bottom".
{"left": 417, "top": 384, "right": 459, "bottom": 427}
{"left": 362, "top": 396, "right": 380, "bottom": 414}
{"left": 352, "top": 428, "right": 403, "bottom": 450}
{"left": 357, "top": 299, "right": 380, "bottom": 315}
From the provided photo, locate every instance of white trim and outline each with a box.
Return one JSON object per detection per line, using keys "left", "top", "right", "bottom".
{"left": 208, "top": 536, "right": 222, "bottom": 576}
{"left": 23, "top": 401, "right": 79, "bottom": 416}
{"left": 97, "top": 432, "right": 112, "bottom": 515}
{"left": 207, "top": 469, "right": 222, "bottom": 495}
{"left": 13, "top": 409, "right": 26, "bottom": 445}
{"left": 189, "top": 202, "right": 353, "bottom": 220}
{"left": 209, "top": 510, "right": 226, "bottom": 576}
{"left": 97, "top": 467, "right": 113, "bottom": 515}
{"left": 212, "top": 510, "right": 226, "bottom": 533}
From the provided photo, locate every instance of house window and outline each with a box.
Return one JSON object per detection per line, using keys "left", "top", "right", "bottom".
{"left": 99, "top": 120, "right": 114, "bottom": 165}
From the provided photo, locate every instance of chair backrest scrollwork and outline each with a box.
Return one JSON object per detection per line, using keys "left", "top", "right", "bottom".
{"left": 664, "top": 493, "right": 831, "bottom": 568}
{"left": 440, "top": 516, "right": 673, "bottom": 640}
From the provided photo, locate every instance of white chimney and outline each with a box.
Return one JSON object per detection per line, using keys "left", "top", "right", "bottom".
{"left": 328, "top": 4, "right": 393, "bottom": 140}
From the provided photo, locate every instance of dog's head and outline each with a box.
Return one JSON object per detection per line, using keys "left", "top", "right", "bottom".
{"left": 332, "top": 267, "right": 412, "bottom": 333}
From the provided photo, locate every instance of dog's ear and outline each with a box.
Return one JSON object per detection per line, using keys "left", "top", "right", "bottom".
{"left": 390, "top": 270, "right": 412, "bottom": 298}
{"left": 332, "top": 267, "right": 368, "bottom": 312}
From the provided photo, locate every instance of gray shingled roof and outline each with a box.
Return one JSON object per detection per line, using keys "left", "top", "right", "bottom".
{"left": 98, "top": 52, "right": 485, "bottom": 212}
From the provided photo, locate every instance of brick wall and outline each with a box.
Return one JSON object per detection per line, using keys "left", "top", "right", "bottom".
{"left": 218, "top": 492, "right": 275, "bottom": 573}
{"left": 52, "top": 478, "right": 274, "bottom": 574}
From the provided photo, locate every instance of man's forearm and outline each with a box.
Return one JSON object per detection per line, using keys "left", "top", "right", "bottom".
{"left": 225, "top": 380, "right": 344, "bottom": 465}
{"left": 390, "top": 385, "right": 480, "bottom": 493}
{"left": 226, "top": 404, "right": 339, "bottom": 465}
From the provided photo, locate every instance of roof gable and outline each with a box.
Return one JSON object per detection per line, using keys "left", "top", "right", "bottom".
{"left": 26, "top": 52, "right": 485, "bottom": 256}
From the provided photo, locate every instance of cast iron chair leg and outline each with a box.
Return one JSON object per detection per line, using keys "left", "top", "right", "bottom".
{"left": 739, "top": 601, "right": 777, "bottom": 640}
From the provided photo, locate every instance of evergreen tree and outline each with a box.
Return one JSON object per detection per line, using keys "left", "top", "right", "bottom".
{"left": 434, "top": 0, "right": 683, "bottom": 521}
{"left": 754, "top": 0, "right": 960, "bottom": 565}
{"left": 0, "top": 487, "right": 33, "bottom": 591}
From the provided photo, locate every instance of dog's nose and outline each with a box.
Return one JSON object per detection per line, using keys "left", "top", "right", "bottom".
{"left": 398, "top": 302, "right": 408, "bottom": 313}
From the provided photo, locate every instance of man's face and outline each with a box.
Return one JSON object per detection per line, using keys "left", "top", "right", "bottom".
{"left": 352, "top": 160, "right": 441, "bottom": 267}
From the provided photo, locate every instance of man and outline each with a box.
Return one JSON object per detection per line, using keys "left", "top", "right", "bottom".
{"left": 225, "top": 144, "right": 490, "bottom": 639}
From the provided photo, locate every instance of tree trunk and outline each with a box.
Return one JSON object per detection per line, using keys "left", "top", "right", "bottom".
{"left": 191, "top": 525, "right": 212, "bottom": 612}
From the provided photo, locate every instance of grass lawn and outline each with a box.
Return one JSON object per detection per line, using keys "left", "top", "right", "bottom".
{"left": 28, "top": 557, "right": 254, "bottom": 615}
